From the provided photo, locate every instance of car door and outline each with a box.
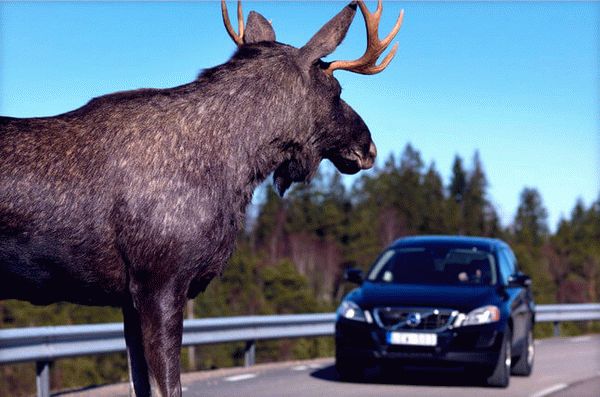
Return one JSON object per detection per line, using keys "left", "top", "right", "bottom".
{"left": 501, "top": 248, "right": 530, "bottom": 351}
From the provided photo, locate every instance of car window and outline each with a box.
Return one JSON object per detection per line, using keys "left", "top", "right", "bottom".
{"left": 368, "top": 250, "right": 395, "bottom": 281}
{"left": 507, "top": 248, "right": 520, "bottom": 273}
{"left": 497, "top": 249, "right": 515, "bottom": 285}
{"left": 367, "top": 246, "right": 497, "bottom": 286}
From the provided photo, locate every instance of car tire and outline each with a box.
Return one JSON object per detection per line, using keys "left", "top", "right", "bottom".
{"left": 511, "top": 325, "right": 534, "bottom": 376}
{"left": 335, "top": 356, "right": 364, "bottom": 381}
{"left": 485, "top": 328, "right": 511, "bottom": 388}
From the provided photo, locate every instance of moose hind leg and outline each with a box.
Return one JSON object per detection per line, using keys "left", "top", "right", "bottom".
{"left": 132, "top": 284, "right": 186, "bottom": 397}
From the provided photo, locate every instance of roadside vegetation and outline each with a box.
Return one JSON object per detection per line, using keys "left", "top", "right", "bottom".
{"left": 2, "top": 144, "right": 598, "bottom": 395}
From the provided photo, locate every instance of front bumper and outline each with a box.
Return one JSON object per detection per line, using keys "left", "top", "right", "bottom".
{"left": 335, "top": 317, "right": 505, "bottom": 368}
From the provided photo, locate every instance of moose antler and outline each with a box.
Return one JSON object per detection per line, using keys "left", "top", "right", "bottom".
{"left": 325, "top": 0, "right": 404, "bottom": 75}
{"left": 221, "top": 0, "right": 245, "bottom": 46}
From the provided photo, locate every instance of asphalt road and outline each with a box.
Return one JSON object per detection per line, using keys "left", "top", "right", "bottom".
{"left": 62, "top": 335, "right": 600, "bottom": 397}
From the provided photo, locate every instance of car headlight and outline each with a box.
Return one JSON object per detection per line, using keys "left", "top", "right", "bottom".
{"left": 337, "top": 300, "right": 372, "bottom": 323}
{"left": 455, "top": 305, "right": 500, "bottom": 327}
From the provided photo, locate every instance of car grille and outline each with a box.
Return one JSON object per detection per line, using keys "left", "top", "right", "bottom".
{"left": 373, "top": 307, "right": 456, "bottom": 331}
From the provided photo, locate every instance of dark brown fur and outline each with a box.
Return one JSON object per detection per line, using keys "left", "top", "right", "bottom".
{"left": 0, "top": 3, "right": 378, "bottom": 396}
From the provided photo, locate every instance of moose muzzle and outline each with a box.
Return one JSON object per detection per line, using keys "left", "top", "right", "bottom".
{"left": 360, "top": 142, "right": 377, "bottom": 170}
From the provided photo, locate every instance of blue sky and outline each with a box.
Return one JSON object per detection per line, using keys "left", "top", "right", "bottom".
{"left": 1, "top": 1, "right": 598, "bottom": 230}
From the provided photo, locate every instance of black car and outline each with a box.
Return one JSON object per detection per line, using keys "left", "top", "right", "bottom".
{"left": 335, "top": 235, "right": 535, "bottom": 387}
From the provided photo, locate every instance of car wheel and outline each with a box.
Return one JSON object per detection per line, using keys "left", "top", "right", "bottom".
{"left": 511, "top": 325, "right": 534, "bottom": 376}
{"left": 335, "top": 356, "right": 365, "bottom": 381}
{"left": 485, "top": 328, "right": 511, "bottom": 388}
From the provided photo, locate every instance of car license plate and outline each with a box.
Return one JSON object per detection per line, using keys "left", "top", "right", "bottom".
{"left": 387, "top": 332, "right": 437, "bottom": 346}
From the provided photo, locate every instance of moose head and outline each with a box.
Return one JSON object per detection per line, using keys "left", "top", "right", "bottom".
{"left": 220, "top": 0, "right": 404, "bottom": 195}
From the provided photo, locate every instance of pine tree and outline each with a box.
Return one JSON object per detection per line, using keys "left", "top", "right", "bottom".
{"left": 514, "top": 187, "right": 549, "bottom": 246}
{"left": 420, "top": 162, "right": 447, "bottom": 233}
{"left": 397, "top": 144, "right": 425, "bottom": 232}
{"left": 463, "top": 151, "right": 489, "bottom": 235}
{"left": 449, "top": 155, "right": 467, "bottom": 203}
{"left": 447, "top": 155, "right": 467, "bottom": 233}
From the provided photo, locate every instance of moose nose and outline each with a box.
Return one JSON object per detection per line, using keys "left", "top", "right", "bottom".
{"left": 362, "top": 142, "right": 377, "bottom": 169}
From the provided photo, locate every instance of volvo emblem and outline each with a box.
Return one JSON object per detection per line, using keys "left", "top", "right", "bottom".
{"left": 406, "top": 312, "right": 422, "bottom": 327}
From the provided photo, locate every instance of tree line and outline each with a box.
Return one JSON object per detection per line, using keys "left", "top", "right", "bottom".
{"left": 1, "top": 143, "right": 598, "bottom": 395}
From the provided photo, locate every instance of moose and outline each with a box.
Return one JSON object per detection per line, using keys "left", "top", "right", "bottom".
{"left": 0, "top": 1, "right": 403, "bottom": 396}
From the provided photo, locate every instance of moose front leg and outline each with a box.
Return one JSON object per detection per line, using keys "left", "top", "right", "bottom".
{"left": 123, "top": 302, "right": 152, "bottom": 397}
{"left": 128, "top": 281, "right": 187, "bottom": 397}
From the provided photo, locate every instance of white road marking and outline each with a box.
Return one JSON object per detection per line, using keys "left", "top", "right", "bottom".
{"left": 292, "top": 365, "right": 308, "bottom": 371}
{"left": 530, "top": 383, "right": 568, "bottom": 397}
{"left": 308, "top": 363, "right": 322, "bottom": 369}
{"left": 570, "top": 336, "right": 592, "bottom": 343}
{"left": 224, "top": 373, "right": 258, "bottom": 382}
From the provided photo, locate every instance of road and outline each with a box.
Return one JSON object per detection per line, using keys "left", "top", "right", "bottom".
{"left": 60, "top": 335, "right": 600, "bottom": 397}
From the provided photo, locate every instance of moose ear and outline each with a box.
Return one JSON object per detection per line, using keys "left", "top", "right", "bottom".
{"left": 298, "top": 2, "right": 357, "bottom": 66}
{"left": 244, "top": 11, "right": 276, "bottom": 44}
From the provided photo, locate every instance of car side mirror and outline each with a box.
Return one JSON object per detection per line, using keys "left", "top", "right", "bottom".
{"left": 344, "top": 268, "right": 364, "bottom": 285}
{"left": 508, "top": 272, "right": 532, "bottom": 288}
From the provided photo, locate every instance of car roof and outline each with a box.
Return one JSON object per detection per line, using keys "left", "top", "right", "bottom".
{"left": 389, "top": 235, "right": 508, "bottom": 253}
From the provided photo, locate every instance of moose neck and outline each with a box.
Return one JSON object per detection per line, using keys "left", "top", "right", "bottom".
{"left": 188, "top": 46, "right": 320, "bottom": 201}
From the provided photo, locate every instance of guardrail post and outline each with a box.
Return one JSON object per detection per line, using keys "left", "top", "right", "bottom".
{"left": 36, "top": 360, "right": 51, "bottom": 397}
{"left": 244, "top": 340, "right": 255, "bottom": 367}
{"left": 553, "top": 321, "right": 560, "bottom": 337}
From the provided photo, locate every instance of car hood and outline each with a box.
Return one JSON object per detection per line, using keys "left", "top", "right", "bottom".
{"left": 347, "top": 282, "right": 501, "bottom": 312}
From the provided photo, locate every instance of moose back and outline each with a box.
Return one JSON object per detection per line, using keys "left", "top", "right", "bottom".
{"left": 0, "top": 1, "right": 403, "bottom": 396}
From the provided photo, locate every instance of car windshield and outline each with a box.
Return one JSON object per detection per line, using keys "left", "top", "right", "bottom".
{"left": 366, "top": 246, "right": 497, "bottom": 286}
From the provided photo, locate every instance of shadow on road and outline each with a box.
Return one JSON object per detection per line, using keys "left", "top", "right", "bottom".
{"left": 310, "top": 364, "right": 484, "bottom": 388}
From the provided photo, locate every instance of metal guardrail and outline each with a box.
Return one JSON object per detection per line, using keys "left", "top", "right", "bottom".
{"left": 0, "top": 313, "right": 336, "bottom": 365}
{"left": 1, "top": 304, "right": 598, "bottom": 397}
{"left": 535, "top": 303, "right": 600, "bottom": 322}
{"left": 535, "top": 303, "right": 600, "bottom": 337}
